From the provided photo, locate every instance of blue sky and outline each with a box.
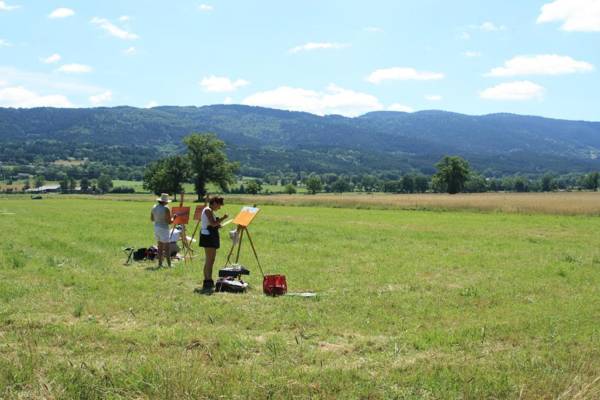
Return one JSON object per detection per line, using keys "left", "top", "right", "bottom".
{"left": 0, "top": 0, "right": 599, "bottom": 120}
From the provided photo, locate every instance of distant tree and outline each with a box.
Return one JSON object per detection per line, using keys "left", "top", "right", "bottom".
{"left": 489, "top": 179, "right": 502, "bottom": 192}
{"left": 245, "top": 180, "right": 262, "bottom": 195}
{"left": 184, "top": 133, "right": 238, "bottom": 202}
{"left": 414, "top": 175, "right": 429, "bottom": 193}
{"left": 34, "top": 175, "right": 45, "bottom": 188}
{"left": 433, "top": 156, "right": 471, "bottom": 194}
{"left": 361, "top": 175, "right": 379, "bottom": 192}
{"left": 382, "top": 180, "right": 402, "bottom": 193}
{"left": 583, "top": 171, "right": 600, "bottom": 191}
{"left": 513, "top": 176, "right": 529, "bottom": 192}
{"left": 464, "top": 174, "right": 488, "bottom": 193}
{"left": 306, "top": 175, "right": 323, "bottom": 195}
{"left": 69, "top": 177, "right": 77, "bottom": 191}
{"left": 284, "top": 183, "right": 296, "bottom": 194}
{"left": 322, "top": 173, "right": 339, "bottom": 185}
{"left": 59, "top": 175, "right": 69, "bottom": 193}
{"left": 97, "top": 174, "right": 113, "bottom": 193}
{"left": 401, "top": 175, "right": 415, "bottom": 193}
{"left": 80, "top": 177, "right": 90, "bottom": 192}
{"left": 540, "top": 174, "right": 557, "bottom": 192}
{"left": 331, "top": 177, "right": 352, "bottom": 193}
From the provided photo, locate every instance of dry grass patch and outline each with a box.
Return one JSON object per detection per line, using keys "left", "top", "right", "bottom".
{"left": 230, "top": 192, "right": 600, "bottom": 215}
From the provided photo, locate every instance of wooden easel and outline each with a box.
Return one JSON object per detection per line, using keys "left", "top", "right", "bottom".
{"left": 184, "top": 195, "right": 208, "bottom": 260}
{"left": 171, "top": 193, "right": 194, "bottom": 264}
{"left": 223, "top": 206, "right": 265, "bottom": 277}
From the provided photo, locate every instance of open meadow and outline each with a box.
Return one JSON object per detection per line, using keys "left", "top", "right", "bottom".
{"left": 1, "top": 194, "right": 600, "bottom": 399}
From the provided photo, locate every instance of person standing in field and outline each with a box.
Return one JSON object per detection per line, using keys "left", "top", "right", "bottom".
{"left": 150, "top": 193, "right": 173, "bottom": 268}
{"left": 198, "top": 196, "right": 228, "bottom": 293}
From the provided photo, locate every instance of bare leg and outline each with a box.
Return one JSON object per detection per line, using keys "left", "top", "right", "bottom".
{"left": 157, "top": 242, "right": 164, "bottom": 266}
{"left": 203, "top": 247, "right": 216, "bottom": 280}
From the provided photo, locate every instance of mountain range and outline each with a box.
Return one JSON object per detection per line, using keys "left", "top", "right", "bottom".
{"left": 1, "top": 105, "right": 599, "bottom": 176}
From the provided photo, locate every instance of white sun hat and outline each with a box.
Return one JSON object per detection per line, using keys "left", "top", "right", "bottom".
{"left": 157, "top": 193, "right": 172, "bottom": 203}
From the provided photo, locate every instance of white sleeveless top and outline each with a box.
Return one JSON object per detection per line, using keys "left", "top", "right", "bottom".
{"left": 200, "top": 206, "right": 212, "bottom": 235}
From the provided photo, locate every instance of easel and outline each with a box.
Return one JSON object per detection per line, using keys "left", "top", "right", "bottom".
{"left": 184, "top": 195, "right": 209, "bottom": 260}
{"left": 170, "top": 193, "right": 194, "bottom": 264}
{"left": 224, "top": 206, "right": 265, "bottom": 277}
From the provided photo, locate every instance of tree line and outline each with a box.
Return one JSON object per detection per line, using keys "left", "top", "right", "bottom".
{"left": 3, "top": 133, "right": 600, "bottom": 195}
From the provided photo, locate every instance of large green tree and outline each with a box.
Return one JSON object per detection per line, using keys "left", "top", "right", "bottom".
{"left": 184, "top": 133, "right": 238, "bottom": 202}
{"left": 433, "top": 156, "right": 471, "bottom": 194}
{"left": 143, "top": 155, "right": 190, "bottom": 200}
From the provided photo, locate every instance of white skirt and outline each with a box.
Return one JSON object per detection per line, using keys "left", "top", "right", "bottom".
{"left": 154, "top": 225, "right": 170, "bottom": 243}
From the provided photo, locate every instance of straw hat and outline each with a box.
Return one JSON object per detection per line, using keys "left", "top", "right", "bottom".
{"left": 157, "top": 193, "right": 171, "bottom": 203}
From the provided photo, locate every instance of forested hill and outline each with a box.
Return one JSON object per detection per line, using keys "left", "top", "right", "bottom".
{"left": 1, "top": 105, "right": 600, "bottom": 176}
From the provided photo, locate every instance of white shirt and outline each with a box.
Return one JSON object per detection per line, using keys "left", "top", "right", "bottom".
{"left": 201, "top": 206, "right": 213, "bottom": 235}
{"left": 169, "top": 228, "right": 182, "bottom": 243}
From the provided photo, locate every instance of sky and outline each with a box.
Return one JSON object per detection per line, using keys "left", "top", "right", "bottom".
{"left": 0, "top": 0, "right": 599, "bottom": 120}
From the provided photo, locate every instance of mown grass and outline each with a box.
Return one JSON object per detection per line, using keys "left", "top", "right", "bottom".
{"left": 1, "top": 197, "right": 600, "bottom": 398}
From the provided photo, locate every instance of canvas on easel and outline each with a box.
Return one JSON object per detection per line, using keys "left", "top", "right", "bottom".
{"left": 224, "top": 206, "right": 265, "bottom": 277}
{"left": 171, "top": 206, "right": 190, "bottom": 225}
{"left": 232, "top": 206, "right": 260, "bottom": 227}
{"left": 170, "top": 194, "right": 194, "bottom": 262}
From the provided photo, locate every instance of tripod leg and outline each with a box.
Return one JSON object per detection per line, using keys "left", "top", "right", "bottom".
{"left": 235, "top": 227, "right": 245, "bottom": 264}
{"left": 245, "top": 228, "right": 265, "bottom": 278}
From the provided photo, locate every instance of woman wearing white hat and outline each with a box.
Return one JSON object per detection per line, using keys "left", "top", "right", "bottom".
{"left": 150, "top": 193, "right": 173, "bottom": 268}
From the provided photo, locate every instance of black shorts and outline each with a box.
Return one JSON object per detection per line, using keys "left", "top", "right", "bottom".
{"left": 199, "top": 228, "right": 220, "bottom": 249}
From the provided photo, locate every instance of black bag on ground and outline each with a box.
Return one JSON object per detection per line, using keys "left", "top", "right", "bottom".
{"left": 215, "top": 277, "right": 248, "bottom": 293}
{"left": 133, "top": 248, "right": 148, "bottom": 261}
{"left": 146, "top": 246, "right": 158, "bottom": 260}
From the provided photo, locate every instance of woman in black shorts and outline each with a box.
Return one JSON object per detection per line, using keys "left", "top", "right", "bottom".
{"left": 199, "top": 196, "right": 228, "bottom": 293}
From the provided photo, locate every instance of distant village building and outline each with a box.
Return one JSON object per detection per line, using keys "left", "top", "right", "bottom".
{"left": 26, "top": 184, "right": 61, "bottom": 193}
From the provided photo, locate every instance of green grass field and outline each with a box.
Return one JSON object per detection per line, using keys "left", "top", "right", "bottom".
{"left": 1, "top": 196, "right": 600, "bottom": 399}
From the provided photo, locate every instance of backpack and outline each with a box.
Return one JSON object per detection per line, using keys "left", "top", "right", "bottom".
{"left": 133, "top": 248, "right": 148, "bottom": 261}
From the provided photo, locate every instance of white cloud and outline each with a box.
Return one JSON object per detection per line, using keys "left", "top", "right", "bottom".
{"left": 486, "top": 54, "right": 594, "bottom": 77}
{"left": 123, "top": 46, "right": 137, "bottom": 56}
{"left": 425, "top": 95, "right": 442, "bottom": 101}
{"left": 41, "top": 53, "right": 61, "bottom": 64}
{"left": 49, "top": 8, "right": 75, "bottom": 19}
{"left": 0, "top": 86, "right": 73, "bottom": 107}
{"left": 0, "top": 38, "right": 11, "bottom": 47}
{"left": 119, "top": 15, "right": 131, "bottom": 22}
{"left": 91, "top": 17, "right": 139, "bottom": 40}
{"left": 537, "top": 0, "right": 600, "bottom": 32}
{"left": 0, "top": 1, "right": 19, "bottom": 11}
{"left": 144, "top": 100, "right": 158, "bottom": 108}
{"left": 200, "top": 75, "right": 249, "bottom": 92}
{"left": 477, "top": 21, "right": 506, "bottom": 31}
{"left": 223, "top": 97, "right": 233, "bottom": 104}
{"left": 480, "top": 81, "right": 545, "bottom": 101}
{"left": 459, "top": 31, "right": 471, "bottom": 40}
{"left": 198, "top": 4, "right": 213, "bottom": 11}
{"left": 242, "top": 84, "right": 383, "bottom": 117}
{"left": 0, "top": 80, "right": 7, "bottom": 86}
{"left": 289, "top": 42, "right": 350, "bottom": 54}
{"left": 366, "top": 67, "right": 445, "bottom": 84}
{"left": 0, "top": 66, "right": 104, "bottom": 94}
{"left": 463, "top": 51, "right": 481, "bottom": 57}
{"left": 364, "top": 26, "right": 383, "bottom": 33}
{"left": 57, "top": 63, "right": 93, "bottom": 73}
{"left": 89, "top": 90, "right": 112, "bottom": 105}
{"left": 387, "top": 103, "right": 414, "bottom": 112}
